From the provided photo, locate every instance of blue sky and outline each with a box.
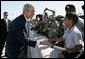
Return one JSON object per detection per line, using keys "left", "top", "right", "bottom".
{"left": 1, "top": 1, "right": 84, "bottom": 20}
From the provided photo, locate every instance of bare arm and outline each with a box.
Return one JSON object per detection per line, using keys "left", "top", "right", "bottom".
{"left": 64, "top": 44, "right": 82, "bottom": 52}
{"left": 39, "top": 37, "right": 65, "bottom": 45}
{"left": 48, "top": 37, "right": 65, "bottom": 43}
{"left": 46, "top": 8, "right": 55, "bottom": 15}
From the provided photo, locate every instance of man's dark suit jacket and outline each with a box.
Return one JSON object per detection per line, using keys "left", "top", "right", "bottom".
{"left": 1, "top": 18, "right": 11, "bottom": 55}
{"left": 6, "top": 14, "right": 37, "bottom": 58}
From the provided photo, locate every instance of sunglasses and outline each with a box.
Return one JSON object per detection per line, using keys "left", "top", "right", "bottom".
{"left": 4, "top": 15, "right": 8, "bottom": 16}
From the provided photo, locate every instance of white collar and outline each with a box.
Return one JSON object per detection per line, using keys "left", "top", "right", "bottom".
{"left": 4, "top": 18, "right": 8, "bottom": 22}
{"left": 4, "top": 18, "right": 7, "bottom": 20}
{"left": 67, "top": 25, "right": 76, "bottom": 32}
{"left": 23, "top": 14, "right": 30, "bottom": 22}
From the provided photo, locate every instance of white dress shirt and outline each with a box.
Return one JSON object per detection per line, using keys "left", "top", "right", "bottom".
{"left": 23, "top": 14, "right": 40, "bottom": 46}
{"left": 4, "top": 18, "right": 8, "bottom": 32}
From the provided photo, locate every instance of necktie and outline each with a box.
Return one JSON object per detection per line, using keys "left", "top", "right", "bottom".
{"left": 26, "top": 21, "right": 30, "bottom": 38}
{"left": 6, "top": 20, "right": 8, "bottom": 32}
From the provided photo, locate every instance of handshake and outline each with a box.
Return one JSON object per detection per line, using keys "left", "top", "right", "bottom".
{"left": 40, "top": 39, "right": 56, "bottom": 45}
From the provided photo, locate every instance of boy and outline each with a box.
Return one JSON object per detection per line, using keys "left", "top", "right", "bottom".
{"left": 48, "top": 13, "right": 84, "bottom": 58}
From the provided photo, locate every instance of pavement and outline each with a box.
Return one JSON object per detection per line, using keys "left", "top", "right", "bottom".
{"left": 1, "top": 46, "right": 7, "bottom": 58}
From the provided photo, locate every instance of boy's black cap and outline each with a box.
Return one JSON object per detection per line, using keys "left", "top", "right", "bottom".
{"left": 65, "top": 4, "right": 76, "bottom": 12}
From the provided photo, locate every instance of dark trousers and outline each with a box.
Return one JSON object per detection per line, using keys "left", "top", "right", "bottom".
{"left": 1, "top": 38, "right": 6, "bottom": 55}
{"left": 1, "top": 32, "right": 7, "bottom": 56}
{"left": 62, "top": 51, "right": 80, "bottom": 58}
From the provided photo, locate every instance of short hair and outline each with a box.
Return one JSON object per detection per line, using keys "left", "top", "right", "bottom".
{"left": 23, "top": 4, "right": 32, "bottom": 13}
{"left": 65, "top": 4, "right": 76, "bottom": 12}
{"left": 65, "top": 13, "right": 78, "bottom": 25}
{"left": 56, "top": 15, "right": 64, "bottom": 21}
{"left": 4, "top": 12, "right": 8, "bottom": 15}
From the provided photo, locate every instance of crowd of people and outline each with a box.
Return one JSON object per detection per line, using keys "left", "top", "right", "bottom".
{"left": 1, "top": 4, "right": 84, "bottom": 58}
{"left": 29, "top": 4, "right": 84, "bottom": 49}
{"left": 29, "top": 8, "right": 65, "bottom": 47}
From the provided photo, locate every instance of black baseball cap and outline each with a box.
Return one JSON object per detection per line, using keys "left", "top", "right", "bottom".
{"left": 65, "top": 4, "right": 76, "bottom": 12}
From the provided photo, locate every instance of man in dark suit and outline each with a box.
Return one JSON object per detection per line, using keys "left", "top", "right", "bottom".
{"left": 5, "top": 4, "right": 50, "bottom": 58}
{"left": 1, "top": 12, "right": 11, "bottom": 57}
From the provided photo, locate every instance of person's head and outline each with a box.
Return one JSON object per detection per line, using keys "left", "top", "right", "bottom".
{"left": 44, "top": 12, "right": 48, "bottom": 19}
{"left": 65, "top": 4, "right": 76, "bottom": 13}
{"left": 49, "top": 15, "right": 55, "bottom": 21}
{"left": 4, "top": 12, "right": 8, "bottom": 19}
{"left": 23, "top": 4, "right": 35, "bottom": 19}
{"left": 82, "top": 5, "right": 84, "bottom": 11}
{"left": 57, "top": 15, "right": 64, "bottom": 25}
{"left": 37, "top": 14, "right": 43, "bottom": 21}
{"left": 43, "top": 17, "right": 49, "bottom": 23}
{"left": 64, "top": 13, "right": 78, "bottom": 27}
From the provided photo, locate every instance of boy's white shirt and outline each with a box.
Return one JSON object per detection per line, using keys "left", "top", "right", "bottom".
{"left": 63, "top": 25, "right": 84, "bottom": 49}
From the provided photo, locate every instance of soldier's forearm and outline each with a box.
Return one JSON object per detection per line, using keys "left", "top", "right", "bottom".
{"left": 47, "top": 9, "right": 55, "bottom": 15}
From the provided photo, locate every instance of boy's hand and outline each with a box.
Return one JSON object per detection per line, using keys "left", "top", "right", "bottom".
{"left": 64, "top": 48, "right": 72, "bottom": 52}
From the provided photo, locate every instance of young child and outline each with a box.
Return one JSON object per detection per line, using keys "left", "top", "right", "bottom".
{"left": 48, "top": 13, "right": 84, "bottom": 58}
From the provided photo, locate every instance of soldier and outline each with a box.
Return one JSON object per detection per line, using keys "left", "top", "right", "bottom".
{"left": 34, "top": 14, "right": 46, "bottom": 35}
{"left": 48, "top": 15, "right": 58, "bottom": 39}
{"left": 38, "top": 13, "right": 49, "bottom": 36}
{"left": 33, "top": 14, "right": 43, "bottom": 33}
{"left": 44, "top": 8, "right": 58, "bottom": 39}
{"left": 56, "top": 15, "right": 65, "bottom": 38}
{"left": 54, "top": 15, "right": 65, "bottom": 47}
{"left": 42, "top": 13, "right": 49, "bottom": 37}
{"left": 35, "top": 12, "right": 49, "bottom": 36}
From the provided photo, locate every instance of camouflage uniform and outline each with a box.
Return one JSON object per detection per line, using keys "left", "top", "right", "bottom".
{"left": 76, "top": 17, "right": 84, "bottom": 40}
{"left": 56, "top": 25, "right": 65, "bottom": 47}
{"left": 37, "top": 21, "right": 46, "bottom": 34}
{"left": 48, "top": 21, "right": 58, "bottom": 39}
{"left": 56, "top": 25, "right": 64, "bottom": 38}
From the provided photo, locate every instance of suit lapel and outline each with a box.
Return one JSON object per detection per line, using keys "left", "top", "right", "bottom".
{"left": 20, "top": 14, "right": 27, "bottom": 34}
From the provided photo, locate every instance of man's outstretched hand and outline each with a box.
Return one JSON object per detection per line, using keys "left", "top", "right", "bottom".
{"left": 40, "top": 40, "right": 50, "bottom": 45}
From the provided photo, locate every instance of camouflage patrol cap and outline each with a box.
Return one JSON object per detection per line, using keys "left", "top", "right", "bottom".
{"left": 56, "top": 15, "right": 64, "bottom": 21}
{"left": 65, "top": 4, "right": 76, "bottom": 12}
{"left": 49, "top": 14, "right": 55, "bottom": 19}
